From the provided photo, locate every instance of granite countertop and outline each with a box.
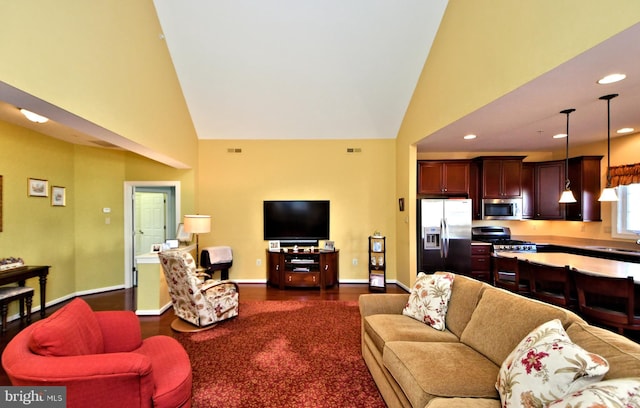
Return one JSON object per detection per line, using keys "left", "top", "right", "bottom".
{"left": 511, "top": 235, "right": 640, "bottom": 260}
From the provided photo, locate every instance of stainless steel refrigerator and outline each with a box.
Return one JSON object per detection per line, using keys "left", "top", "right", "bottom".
{"left": 418, "top": 198, "right": 472, "bottom": 274}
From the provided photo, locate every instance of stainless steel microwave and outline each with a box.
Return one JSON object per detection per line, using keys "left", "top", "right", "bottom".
{"left": 482, "top": 198, "right": 522, "bottom": 220}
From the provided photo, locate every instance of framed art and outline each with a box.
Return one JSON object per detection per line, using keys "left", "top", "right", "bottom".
{"left": 28, "top": 178, "right": 48, "bottom": 197}
{"left": 324, "top": 240, "right": 335, "bottom": 251}
{"left": 176, "top": 223, "right": 192, "bottom": 243}
{"left": 150, "top": 243, "right": 163, "bottom": 253}
{"left": 51, "top": 186, "right": 66, "bottom": 206}
{"left": 268, "top": 240, "right": 281, "bottom": 252}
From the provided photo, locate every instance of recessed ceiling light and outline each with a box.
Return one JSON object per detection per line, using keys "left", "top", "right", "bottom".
{"left": 597, "top": 73, "right": 626, "bottom": 84}
{"left": 19, "top": 108, "right": 49, "bottom": 123}
{"left": 553, "top": 133, "right": 567, "bottom": 139}
{"left": 617, "top": 127, "right": 634, "bottom": 134}
{"left": 463, "top": 134, "right": 477, "bottom": 140}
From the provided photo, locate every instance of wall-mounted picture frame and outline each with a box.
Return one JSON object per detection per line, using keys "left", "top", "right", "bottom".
{"left": 51, "top": 186, "right": 66, "bottom": 206}
{"left": 28, "top": 178, "right": 48, "bottom": 197}
{"left": 176, "top": 223, "right": 192, "bottom": 243}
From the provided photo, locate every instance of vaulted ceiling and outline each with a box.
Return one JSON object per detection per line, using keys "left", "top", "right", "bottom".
{"left": 1, "top": 3, "right": 639, "bottom": 157}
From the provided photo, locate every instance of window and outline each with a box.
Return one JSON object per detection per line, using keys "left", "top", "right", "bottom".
{"left": 613, "top": 183, "right": 640, "bottom": 238}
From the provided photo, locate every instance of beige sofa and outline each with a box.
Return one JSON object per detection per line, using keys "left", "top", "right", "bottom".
{"left": 359, "top": 274, "right": 640, "bottom": 408}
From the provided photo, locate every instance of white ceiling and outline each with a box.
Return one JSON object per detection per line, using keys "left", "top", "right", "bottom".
{"left": 153, "top": 0, "right": 449, "bottom": 140}
{"left": 1, "top": 3, "right": 639, "bottom": 159}
{"left": 416, "top": 22, "right": 640, "bottom": 153}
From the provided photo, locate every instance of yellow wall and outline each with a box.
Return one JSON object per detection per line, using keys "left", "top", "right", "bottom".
{"left": 0, "top": 122, "right": 76, "bottom": 305}
{"left": 197, "top": 139, "right": 396, "bottom": 282}
{"left": 0, "top": 0, "right": 198, "bottom": 169}
{"left": 0, "top": 120, "right": 194, "bottom": 315}
{"left": 396, "top": 0, "right": 640, "bottom": 287}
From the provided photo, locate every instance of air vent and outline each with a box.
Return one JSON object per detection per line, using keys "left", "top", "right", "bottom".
{"left": 227, "top": 148, "right": 242, "bottom": 153}
{"left": 346, "top": 147, "right": 362, "bottom": 153}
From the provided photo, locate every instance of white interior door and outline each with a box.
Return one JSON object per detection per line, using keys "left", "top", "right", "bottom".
{"left": 134, "top": 192, "right": 167, "bottom": 255}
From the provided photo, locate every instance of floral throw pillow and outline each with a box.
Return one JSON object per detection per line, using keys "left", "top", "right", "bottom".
{"left": 496, "top": 319, "right": 609, "bottom": 407}
{"left": 547, "top": 378, "right": 640, "bottom": 407}
{"left": 402, "top": 272, "right": 455, "bottom": 331}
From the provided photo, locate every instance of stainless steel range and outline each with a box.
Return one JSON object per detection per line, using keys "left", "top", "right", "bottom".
{"left": 472, "top": 226, "right": 537, "bottom": 252}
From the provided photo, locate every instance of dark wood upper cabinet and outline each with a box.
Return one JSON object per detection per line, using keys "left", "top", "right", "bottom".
{"left": 521, "top": 163, "right": 535, "bottom": 219}
{"left": 476, "top": 157, "right": 525, "bottom": 199}
{"left": 418, "top": 161, "right": 470, "bottom": 196}
{"left": 565, "top": 156, "right": 603, "bottom": 221}
{"left": 534, "top": 160, "right": 565, "bottom": 220}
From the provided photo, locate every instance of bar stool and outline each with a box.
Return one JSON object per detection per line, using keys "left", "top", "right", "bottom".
{"left": 0, "top": 286, "right": 35, "bottom": 334}
{"left": 491, "top": 253, "right": 530, "bottom": 295}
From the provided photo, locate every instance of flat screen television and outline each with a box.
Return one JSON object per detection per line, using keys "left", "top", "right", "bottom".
{"left": 263, "top": 200, "right": 330, "bottom": 246}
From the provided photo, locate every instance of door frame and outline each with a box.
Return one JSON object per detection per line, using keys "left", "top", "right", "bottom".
{"left": 123, "top": 181, "right": 181, "bottom": 288}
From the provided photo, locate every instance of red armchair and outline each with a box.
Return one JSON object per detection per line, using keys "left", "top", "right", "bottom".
{"left": 1, "top": 298, "right": 192, "bottom": 408}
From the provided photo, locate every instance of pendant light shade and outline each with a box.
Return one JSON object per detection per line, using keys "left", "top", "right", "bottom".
{"left": 559, "top": 108, "right": 577, "bottom": 203}
{"left": 598, "top": 93, "right": 619, "bottom": 202}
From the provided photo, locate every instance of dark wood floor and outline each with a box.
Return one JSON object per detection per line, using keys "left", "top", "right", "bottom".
{"left": 0, "top": 283, "right": 407, "bottom": 385}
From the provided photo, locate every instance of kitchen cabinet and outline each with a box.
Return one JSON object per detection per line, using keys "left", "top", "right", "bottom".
{"left": 521, "top": 163, "right": 535, "bottom": 219}
{"left": 536, "top": 160, "right": 566, "bottom": 220}
{"left": 522, "top": 160, "right": 565, "bottom": 220}
{"left": 418, "top": 161, "right": 470, "bottom": 196}
{"left": 476, "top": 157, "right": 525, "bottom": 199}
{"left": 471, "top": 243, "right": 491, "bottom": 283}
{"left": 566, "top": 156, "right": 603, "bottom": 222}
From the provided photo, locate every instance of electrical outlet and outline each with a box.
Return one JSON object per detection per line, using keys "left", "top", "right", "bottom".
{"left": 352, "top": 258, "right": 358, "bottom": 266}
{"left": 256, "top": 259, "right": 262, "bottom": 266}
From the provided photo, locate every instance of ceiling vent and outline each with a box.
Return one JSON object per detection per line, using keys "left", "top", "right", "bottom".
{"left": 346, "top": 148, "right": 362, "bottom": 153}
{"left": 227, "top": 148, "right": 242, "bottom": 153}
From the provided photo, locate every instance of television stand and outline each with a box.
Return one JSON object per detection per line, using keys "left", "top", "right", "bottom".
{"left": 266, "top": 249, "right": 339, "bottom": 289}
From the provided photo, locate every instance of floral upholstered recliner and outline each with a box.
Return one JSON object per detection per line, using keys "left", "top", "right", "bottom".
{"left": 159, "top": 249, "right": 239, "bottom": 331}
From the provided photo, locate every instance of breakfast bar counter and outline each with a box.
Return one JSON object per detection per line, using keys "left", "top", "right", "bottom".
{"left": 495, "top": 250, "right": 640, "bottom": 284}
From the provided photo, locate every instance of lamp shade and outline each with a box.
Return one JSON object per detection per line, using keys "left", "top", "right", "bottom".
{"left": 559, "top": 190, "right": 577, "bottom": 203}
{"left": 598, "top": 187, "right": 618, "bottom": 202}
{"left": 183, "top": 215, "right": 211, "bottom": 234}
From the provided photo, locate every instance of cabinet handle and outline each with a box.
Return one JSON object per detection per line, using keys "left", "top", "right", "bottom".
{"left": 312, "top": 276, "right": 316, "bottom": 283}
{"left": 324, "top": 265, "right": 328, "bottom": 271}
{"left": 276, "top": 265, "right": 279, "bottom": 270}
{"left": 288, "top": 275, "right": 291, "bottom": 282}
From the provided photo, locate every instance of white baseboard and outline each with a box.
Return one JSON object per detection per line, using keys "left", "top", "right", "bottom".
{"left": 135, "top": 302, "right": 173, "bottom": 316}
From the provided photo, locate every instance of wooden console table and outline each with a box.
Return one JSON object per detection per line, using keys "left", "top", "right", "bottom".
{"left": 0, "top": 265, "right": 50, "bottom": 318}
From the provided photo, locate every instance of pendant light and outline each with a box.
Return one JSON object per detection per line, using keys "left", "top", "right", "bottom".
{"left": 598, "top": 93, "right": 619, "bottom": 202}
{"left": 559, "top": 108, "right": 577, "bottom": 203}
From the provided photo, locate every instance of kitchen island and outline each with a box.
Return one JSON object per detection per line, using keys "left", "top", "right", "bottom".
{"left": 495, "top": 250, "right": 640, "bottom": 283}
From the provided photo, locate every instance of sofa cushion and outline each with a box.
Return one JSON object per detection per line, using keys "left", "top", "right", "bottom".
{"left": 496, "top": 319, "right": 608, "bottom": 407}
{"left": 383, "top": 341, "right": 499, "bottom": 408}
{"left": 459, "top": 286, "right": 583, "bottom": 366}
{"left": 443, "top": 274, "right": 486, "bottom": 338}
{"left": 29, "top": 298, "right": 104, "bottom": 356}
{"left": 403, "top": 272, "right": 455, "bottom": 330}
{"left": 567, "top": 322, "right": 640, "bottom": 380}
{"left": 364, "top": 314, "right": 459, "bottom": 356}
{"left": 546, "top": 378, "right": 640, "bottom": 407}
{"left": 426, "top": 397, "right": 501, "bottom": 408}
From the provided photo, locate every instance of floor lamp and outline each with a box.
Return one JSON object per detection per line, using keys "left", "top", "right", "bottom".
{"left": 183, "top": 215, "right": 211, "bottom": 268}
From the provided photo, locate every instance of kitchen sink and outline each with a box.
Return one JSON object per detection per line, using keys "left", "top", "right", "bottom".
{"left": 585, "top": 246, "right": 640, "bottom": 255}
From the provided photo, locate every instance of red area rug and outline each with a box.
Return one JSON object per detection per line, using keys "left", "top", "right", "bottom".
{"left": 175, "top": 300, "right": 385, "bottom": 408}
